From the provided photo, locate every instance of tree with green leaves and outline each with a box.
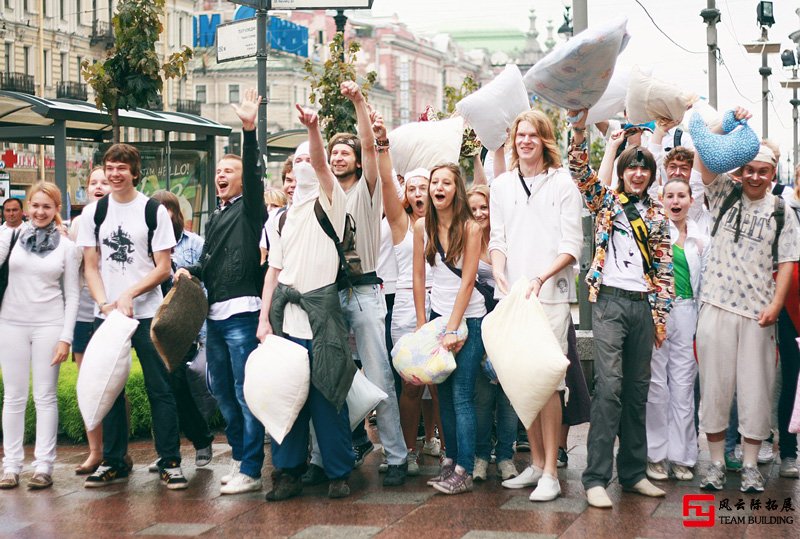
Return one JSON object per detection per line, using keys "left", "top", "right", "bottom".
{"left": 81, "top": 0, "right": 192, "bottom": 143}
{"left": 304, "top": 33, "right": 377, "bottom": 140}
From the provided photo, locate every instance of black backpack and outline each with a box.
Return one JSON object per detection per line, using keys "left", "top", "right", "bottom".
{"left": 0, "top": 230, "right": 20, "bottom": 308}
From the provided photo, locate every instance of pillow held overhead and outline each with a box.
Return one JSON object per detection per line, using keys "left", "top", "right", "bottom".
{"left": 688, "top": 109, "right": 760, "bottom": 174}
{"left": 625, "top": 66, "right": 695, "bottom": 124}
{"left": 388, "top": 117, "right": 464, "bottom": 176}
{"left": 586, "top": 67, "right": 630, "bottom": 125}
{"left": 456, "top": 65, "right": 530, "bottom": 151}
{"left": 523, "top": 16, "right": 630, "bottom": 110}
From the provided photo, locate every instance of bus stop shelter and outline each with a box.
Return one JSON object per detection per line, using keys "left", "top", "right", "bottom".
{"left": 0, "top": 90, "right": 231, "bottom": 229}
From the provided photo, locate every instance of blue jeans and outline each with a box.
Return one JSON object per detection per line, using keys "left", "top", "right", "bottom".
{"left": 271, "top": 337, "right": 355, "bottom": 480}
{"left": 95, "top": 317, "right": 180, "bottom": 469}
{"left": 339, "top": 285, "right": 406, "bottom": 465}
{"left": 206, "top": 311, "right": 264, "bottom": 478}
{"left": 474, "top": 372, "right": 518, "bottom": 463}
{"left": 432, "top": 312, "right": 485, "bottom": 475}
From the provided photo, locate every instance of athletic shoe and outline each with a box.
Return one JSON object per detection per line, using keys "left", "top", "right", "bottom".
{"left": 354, "top": 441, "right": 374, "bottom": 467}
{"left": 557, "top": 447, "right": 568, "bottom": 468}
{"left": 699, "top": 461, "right": 726, "bottom": 491}
{"left": 497, "top": 459, "right": 518, "bottom": 481}
{"left": 427, "top": 460, "right": 455, "bottom": 486}
{"left": 148, "top": 459, "right": 159, "bottom": 473}
{"left": 779, "top": 456, "right": 799, "bottom": 478}
{"left": 422, "top": 437, "right": 441, "bottom": 457}
{"left": 301, "top": 464, "right": 328, "bottom": 486}
{"left": 529, "top": 473, "right": 561, "bottom": 502}
{"left": 383, "top": 463, "right": 408, "bottom": 487}
{"left": 195, "top": 445, "right": 213, "bottom": 468}
{"left": 725, "top": 451, "right": 742, "bottom": 471}
{"left": 221, "top": 460, "right": 240, "bottom": 485}
{"left": 502, "top": 465, "right": 542, "bottom": 489}
{"left": 328, "top": 479, "right": 350, "bottom": 499}
{"left": 160, "top": 463, "right": 189, "bottom": 490}
{"left": 740, "top": 465, "right": 764, "bottom": 493}
{"left": 27, "top": 473, "right": 53, "bottom": 490}
{"left": 378, "top": 460, "right": 389, "bottom": 473}
{"left": 0, "top": 472, "right": 19, "bottom": 489}
{"left": 84, "top": 463, "right": 129, "bottom": 488}
{"left": 473, "top": 458, "right": 488, "bottom": 481}
{"left": 407, "top": 451, "right": 420, "bottom": 476}
{"left": 757, "top": 441, "right": 775, "bottom": 464}
{"left": 220, "top": 472, "right": 261, "bottom": 494}
{"left": 515, "top": 440, "right": 531, "bottom": 453}
{"left": 265, "top": 471, "right": 302, "bottom": 502}
{"left": 646, "top": 460, "right": 669, "bottom": 481}
{"left": 432, "top": 468, "right": 473, "bottom": 495}
{"left": 671, "top": 464, "right": 694, "bottom": 481}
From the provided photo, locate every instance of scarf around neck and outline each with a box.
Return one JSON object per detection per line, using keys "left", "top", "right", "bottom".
{"left": 19, "top": 221, "right": 61, "bottom": 257}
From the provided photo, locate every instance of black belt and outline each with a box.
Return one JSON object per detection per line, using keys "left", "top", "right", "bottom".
{"left": 599, "top": 284, "right": 648, "bottom": 301}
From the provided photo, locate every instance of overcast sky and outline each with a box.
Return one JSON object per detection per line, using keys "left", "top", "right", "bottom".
{"left": 371, "top": 0, "right": 800, "bottom": 171}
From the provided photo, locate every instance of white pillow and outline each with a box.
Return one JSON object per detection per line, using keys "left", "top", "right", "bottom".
{"left": 243, "top": 335, "right": 309, "bottom": 444}
{"left": 388, "top": 117, "right": 464, "bottom": 176}
{"left": 625, "top": 66, "right": 695, "bottom": 124}
{"left": 456, "top": 65, "right": 529, "bottom": 151}
{"left": 523, "top": 16, "right": 629, "bottom": 110}
{"left": 346, "top": 369, "right": 388, "bottom": 431}
{"left": 586, "top": 67, "right": 630, "bottom": 125}
{"left": 77, "top": 310, "right": 139, "bottom": 431}
{"left": 481, "top": 278, "right": 569, "bottom": 429}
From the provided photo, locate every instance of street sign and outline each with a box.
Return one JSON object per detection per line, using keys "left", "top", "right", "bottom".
{"left": 232, "top": 1, "right": 373, "bottom": 8}
{"left": 216, "top": 17, "right": 258, "bottom": 63}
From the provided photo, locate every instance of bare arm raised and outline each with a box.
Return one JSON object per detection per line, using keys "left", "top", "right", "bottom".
{"left": 296, "top": 105, "right": 336, "bottom": 203}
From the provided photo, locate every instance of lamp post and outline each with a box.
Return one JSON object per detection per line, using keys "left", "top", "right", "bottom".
{"left": 781, "top": 47, "right": 800, "bottom": 171}
{"left": 744, "top": 1, "right": 781, "bottom": 138}
{"left": 700, "top": 1, "right": 721, "bottom": 109}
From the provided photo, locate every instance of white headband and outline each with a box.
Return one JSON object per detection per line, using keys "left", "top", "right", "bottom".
{"left": 753, "top": 145, "right": 777, "bottom": 167}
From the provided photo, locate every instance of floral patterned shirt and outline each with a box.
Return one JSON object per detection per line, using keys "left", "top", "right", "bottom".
{"left": 568, "top": 140, "right": 674, "bottom": 333}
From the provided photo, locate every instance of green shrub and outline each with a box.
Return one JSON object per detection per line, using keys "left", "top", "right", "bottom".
{"left": 0, "top": 353, "right": 223, "bottom": 444}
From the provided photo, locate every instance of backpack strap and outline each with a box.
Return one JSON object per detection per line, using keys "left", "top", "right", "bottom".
{"left": 673, "top": 128, "right": 683, "bottom": 150}
{"left": 772, "top": 195, "right": 785, "bottom": 264}
{"left": 276, "top": 207, "right": 289, "bottom": 236}
{"left": 433, "top": 235, "right": 496, "bottom": 309}
{"left": 617, "top": 193, "right": 652, "bottom": 274}
{"left": 711, "top": 183, "right": 743, "bottom": 240}
{"left": 313, "top": 199, "right": 351, "bottom": 282}
{"left": 144, "top": 197, "right": 160, "bottom": 258}
{"left": 93, "top": 194, "right": 110, "bottom": 247}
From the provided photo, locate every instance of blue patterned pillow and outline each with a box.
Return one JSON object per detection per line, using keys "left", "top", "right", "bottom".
{"left": 688, "top": 110, "right": 760, "bottom": 174}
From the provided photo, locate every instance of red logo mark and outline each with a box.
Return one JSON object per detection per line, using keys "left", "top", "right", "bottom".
{"left": 683, "top": 494, "right": 716, "bottom": 527}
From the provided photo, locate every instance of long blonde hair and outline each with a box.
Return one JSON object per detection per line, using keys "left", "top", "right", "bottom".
{"left": 507, "top": 110, "right": 562, "bottom": 172}
{"left": 424, "top": 163, "right": 474, "bottom": 266}
{"left": 27, "top": 182, "right": 63, "bottom": 226}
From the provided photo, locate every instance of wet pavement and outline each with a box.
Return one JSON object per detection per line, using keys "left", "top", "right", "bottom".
{"left": 0, "top": 423, "right": 798, "bottom": 538}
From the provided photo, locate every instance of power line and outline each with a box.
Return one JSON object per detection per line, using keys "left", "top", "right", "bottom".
{"left": 715, "top": 48, "right": 761, "bottom": 104}
{"left": 633, "top": 0, "right": 705, "bottom": 54}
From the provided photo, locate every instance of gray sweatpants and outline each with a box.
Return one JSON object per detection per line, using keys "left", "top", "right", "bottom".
{"left": 582, "top": 292, "right": 655, "bottom": 490}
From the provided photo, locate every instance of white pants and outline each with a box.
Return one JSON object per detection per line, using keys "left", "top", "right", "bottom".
{"left": 0, "top": 322, "right": 62, "bottom": 474}
{"left": 646, "top": 299, "right": 698, "bottom": 466}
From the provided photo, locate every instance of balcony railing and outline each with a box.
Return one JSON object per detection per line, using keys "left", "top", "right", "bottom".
{"left": 56, "top": 81, "right": 88, "bottom": 101}
{"left": 90, "top": 20, "right": 114, "bottom": 47}
{"left": 0, "top": 72, "right": 35, "bottom": 94}
{"left": 175, "top": 99, "right": 202, "bottom": 115}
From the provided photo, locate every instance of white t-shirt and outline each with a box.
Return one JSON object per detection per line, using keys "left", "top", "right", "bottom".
{"left": 377, "top": 217, "right": 398, "bottom": 294}
{"left": 601, "top": 203, "right": 650, "bottom": 292}
{"left": 76, "top": 192, "right": 177, "bottom": 319}
{"left": 268, "top": 183, "right": 347, "bottom": 339}
{"left": 701, "top": 174, "right": 800, "bottom": 319}
{"left": 344, "top": 177, "right": 382, "bottom": 273}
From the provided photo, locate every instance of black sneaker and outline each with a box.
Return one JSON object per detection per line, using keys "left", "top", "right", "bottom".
{"left": 266, "top": 470, "right": 303, "bottom": 502}
{"left": 354, "top": 441, "right": 374, "bottom": 468}
{"left": 328, "top": 479, "right": 350, "bottom": 499}
{"left": 301, "top": 464, "right": 328, "bottom": 486}
{"left": 515, "top": 441, "right": 531, "bottom": 453}
{"left": 383, "top": 463, "right": 408, "bottom": 487}
{"left": 557, "top": 447, "right": 568, "bottom": 468}
{"left": 159, "top": 461, "right": 188, "bottom": 490}
{"left": 84, "top": 463, "right": 129, "bottom": 488}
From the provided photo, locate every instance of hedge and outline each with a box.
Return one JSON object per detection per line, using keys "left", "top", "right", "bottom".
{"left": 0, "top": 354, "right": 223, "bottom": 444}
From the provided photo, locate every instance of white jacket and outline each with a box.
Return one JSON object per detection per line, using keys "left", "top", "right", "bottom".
{"left": 669, "top": 218, "right": 709, "bottom": 298}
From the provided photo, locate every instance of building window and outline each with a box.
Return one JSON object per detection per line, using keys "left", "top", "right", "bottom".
{"left": 195, "top": 84, "right": 206, "bottom": 104}
{"left": 77, "top": 56, "right": 83, "bottom": 78}
{"left": 228, "top": 84, "right": 239, "bottom": 104}
{"left": 4, "top": 44, "right": 12, "bottom": 74}
{"left": 23, "top": 46, "right": 32, "bottom": 76}
{"left": 60, "top": 52, "right": 68, "bottom": 82}
{"left": 61, "top": 0, "right": 66, "bottom": 20}
{"left": 228, "top": 132, "right": 241, "bottom": 155}
{"left": 43, "top": 49, "right": 50, "bottom": 87}
{"left": 5, "top": 0, "right": 12, "bottom": 10}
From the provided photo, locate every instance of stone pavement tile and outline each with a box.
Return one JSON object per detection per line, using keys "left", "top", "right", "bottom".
{"left": 374, "top": 525, "right": 469, "bottom": 539}
{"left": 744, "top": 522, "right": 799, "bottom": 539}
{"left": 355, "top": 490, "right": 435, "bottom": 505}
{"left": 12, "top": 520, "right": 141, "bottom": 538}
{"left": 388, "top": 505, "right": 577, "bottom": 536}
{"left": 205, "top": 498, "right": 413, "bottom": 538}
{"left": 136, "top": 522, "right": 216, "bottom": 536}
{"left": 501, "top": 492, "right": 588, "bottom": 514}
{"left": 291, "top": 525, "right": 383, "bottom": 538}
{"left": 461, "top": 531, "right": 557, "bottom": 539}
{"left": 0, "top": 516, "right": 32, "bottom": 535}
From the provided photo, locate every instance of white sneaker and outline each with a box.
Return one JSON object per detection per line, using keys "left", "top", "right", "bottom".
{"left": 501, "top": 465, "right": 542, "bottom": 489}
{"left": 148, "top": 459, "right": 159, "bottom": 473}
{"left": 671, "top": 464, "right": 694, "bottom": 481}
{"left": 529, "top": 473, "right": 561, "bottom": 502}
{"left": 473, "top": 458, "right": 488, "bottom": 481}
{"left": 422, "top": 437, "right": 441, "bottom": 457}
{"left": 779, "top": 456, "right": 799, "bottom": 478}
{"left": 757, "top": 440, "right": 775, "bottom": 464}
{"left": 497, "top": 459, "right": 518, "bottom": 481}
{"left": 220, "top": 460, "right": 240, "bottom": 485}
{"left": 646, "top": 460, "right": 668, "bottom": 481}
{"left": 219, "top": 472, "right": 262, "bottom": 495}
{"left": 407, "top": 451, "right": 420, "bottom": 476}
{"left": 195, "top": 445, "right": 213, "bottom": 467}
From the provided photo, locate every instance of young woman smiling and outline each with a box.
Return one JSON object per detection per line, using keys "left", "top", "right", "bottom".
{"left": 0, "top": 183, "right": 80, "bottom": 490}
{"left": 413, "top": 163, "right": 486, "bottom": 495}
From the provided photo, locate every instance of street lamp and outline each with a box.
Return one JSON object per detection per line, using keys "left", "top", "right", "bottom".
{"left": 744, "top": 1, "right": 781, "bottom": 138}
{"left": 557, "top": 6, "right": 572, "bottom": 39}
{"left": 781, "top": 48, "right": 800, "bottom": 171}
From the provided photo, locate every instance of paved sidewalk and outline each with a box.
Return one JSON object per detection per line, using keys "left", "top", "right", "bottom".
{"left": 0, "top": 424, "right": 797, "bottom": 538}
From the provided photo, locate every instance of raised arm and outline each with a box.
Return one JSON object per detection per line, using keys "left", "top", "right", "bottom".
{"left": 598, "top": 130, "right": 625, "bottom": 187}
{"left": 232, "top": 88, "right": 265, "bottom": 220}
{"left": 694, "top": 106, "right": 752, "bottom": 185}
{"left": 412, "top": 219, "right": 429, "bottom": 329}
{"left": 493, "top": 147, "right": 507, "bottom": 177}
{"left": 341, "top": 81, "right": 378, "bottom": 194}
{"left": 372, "top": 109, "right": 406, "bottom": 235}
{"left": 296, "top": 105, "right": 336, "bottom": 203}
{"left": 472, "top": 153, "right": 488, "bottom": 186}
